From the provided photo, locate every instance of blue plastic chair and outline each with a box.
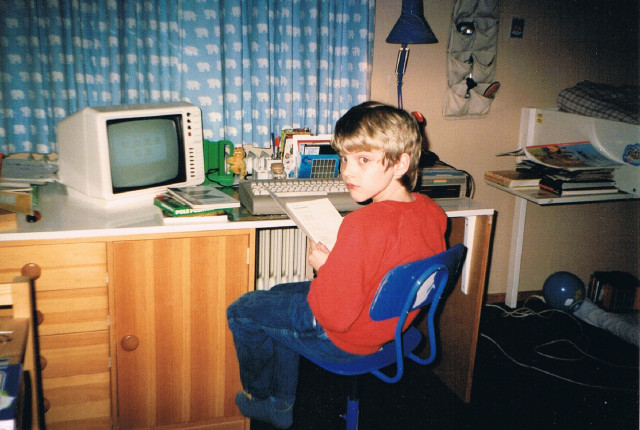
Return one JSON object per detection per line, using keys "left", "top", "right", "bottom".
{"left": 301, "top": 244, "right": 467, "bottom": 430}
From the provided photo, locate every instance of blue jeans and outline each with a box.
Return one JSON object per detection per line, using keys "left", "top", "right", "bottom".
{"left": 227, "top": 281, "right": 363, "bottom": 402}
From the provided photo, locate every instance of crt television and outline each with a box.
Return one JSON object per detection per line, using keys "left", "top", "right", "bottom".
{"left": 57, "top": 101, "right": 205, "bottom": 207}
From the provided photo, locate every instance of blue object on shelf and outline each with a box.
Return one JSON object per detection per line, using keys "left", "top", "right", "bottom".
{"left": 297, "top": 154, "right": 340, "bottom": 179}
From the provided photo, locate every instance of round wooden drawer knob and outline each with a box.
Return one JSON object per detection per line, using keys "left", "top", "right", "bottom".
{"left": 40, "top": 355, "right": 47, "bottom": 371}
{"left": 43, "top": 397, "right": 50, "bottom": 413}
{"left": 36, "top": 310, "right": 44, "bottom": 326}
{"left": 21, "top": 263, "right": 41, "bottom": 280}
{"left": 121, "top": 335, "right": 139, "bottom": 351}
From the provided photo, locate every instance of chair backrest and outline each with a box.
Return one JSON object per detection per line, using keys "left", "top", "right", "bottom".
{"left": 369, "top": 243, "right": 467, "bottom": 322}
{"left": 368, "top": 243, "right": 467, "bottom": 383}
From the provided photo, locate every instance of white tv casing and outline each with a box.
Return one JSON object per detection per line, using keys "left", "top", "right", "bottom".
{"left": 57, "top": 102, "right": 205, "bottom": 207}
{"left": 519, "top": 108, "right": 640, "bottom": 197}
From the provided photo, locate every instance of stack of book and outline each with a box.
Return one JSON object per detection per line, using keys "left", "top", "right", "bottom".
{"left": 538, "top": 171, "right": 618, "bottom": 196}
{"left": 0, "top": 154, "right": 49, "bottom": 231}
{"left": 484, "top": 169, "right": 543, "bottom": 188}
{"left": 587, "top": 271, "right": 639, "bottom": 313}
{"left": 154, "top": 185, "right": 240, "bottom": 224}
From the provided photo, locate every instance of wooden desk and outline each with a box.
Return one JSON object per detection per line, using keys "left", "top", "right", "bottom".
{"left": 0, "top": 183, "right": 494, "bottom": 427}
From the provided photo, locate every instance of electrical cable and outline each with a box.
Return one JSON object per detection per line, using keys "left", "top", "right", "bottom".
{"left": 205, "top": 168, "right": 227, "bottom": 186}
{"left": 432, "top": 158, "right": 475, "bottom": 198}
{"left": 479, "top": 333, "right": 637, "bottom": 393}
{"left": 534, "top": 338, "right": 637, "bottom": 369}
{"left": 481, "top": 297, "right": 638, "bottom": 392}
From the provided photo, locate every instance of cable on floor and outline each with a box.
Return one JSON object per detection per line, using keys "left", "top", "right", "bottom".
{"left": 533, "top": 338, "right": 637, "bottom": 369}
{"left": 484, "top": 295, "right": 638, "bottom": 368}
{"left": 479, "top": 332, "right": 637, "bottom": 393}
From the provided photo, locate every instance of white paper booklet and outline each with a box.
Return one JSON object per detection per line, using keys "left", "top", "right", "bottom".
{"left": 268, "top": 190, "right": 343, "bottom": 250}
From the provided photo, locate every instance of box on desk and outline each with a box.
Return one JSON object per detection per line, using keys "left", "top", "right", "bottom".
{"left": 418, "top": 164, "right": 468, "bottom": 199}
{"left": 588, "top": 271, "right": 640, "bottom": 313}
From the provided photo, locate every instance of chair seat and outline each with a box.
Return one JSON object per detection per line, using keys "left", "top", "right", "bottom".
{"left": 304, "top": 326, "right": 423, "bottom": 376}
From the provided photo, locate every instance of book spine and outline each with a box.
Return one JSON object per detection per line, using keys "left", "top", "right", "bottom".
{"left": 484, "top": 172, "right": 509, "bottom": 187}
{"left": 154, "top": 198, "right": 223, "bottom": 216}
{"left": 166, "top": 189, "right": 195, "bottom": 207}
{"left": 557, "top": 187, "right": 618, "bottom": 196}
{"left": 587, "top": 274, "right": 597, "bottom": 301}
{"left": 539, "top": 177, "right": 560, "bottom": 190}
{"left": 538, "top": 183, "right": 561, "bottom": 195}
{"left": 541, "top": 177, "right": 615, "bottom": 190}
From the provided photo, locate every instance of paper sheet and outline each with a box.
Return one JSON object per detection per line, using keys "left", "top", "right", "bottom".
{"left": 268, "top": 191, "right": 343, "bottom": 250}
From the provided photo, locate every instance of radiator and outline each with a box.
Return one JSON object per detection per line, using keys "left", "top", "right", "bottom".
{"left": 256, "top": 228, "right": 312, "bottom": 290}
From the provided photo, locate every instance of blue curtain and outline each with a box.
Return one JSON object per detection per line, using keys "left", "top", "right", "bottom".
{"left": 0, "top": 0, "right": 375, "bottom": 154}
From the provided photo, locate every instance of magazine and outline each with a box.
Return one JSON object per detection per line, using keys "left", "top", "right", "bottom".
{"left": 523, "top": 141, "right": 621, "bottom": 171}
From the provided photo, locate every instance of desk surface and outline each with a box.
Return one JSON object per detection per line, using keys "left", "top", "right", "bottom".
{"left": 0, "top": 182, "right": 494, "bottom": 242}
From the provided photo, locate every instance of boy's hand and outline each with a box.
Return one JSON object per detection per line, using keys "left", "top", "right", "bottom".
{"left": 308, "top": 240, "right": 330, "bottom": 271}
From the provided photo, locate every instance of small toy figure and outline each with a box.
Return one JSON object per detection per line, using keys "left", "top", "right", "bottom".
{"left": 226, "top": 147, "right": 247, "bottom": 176}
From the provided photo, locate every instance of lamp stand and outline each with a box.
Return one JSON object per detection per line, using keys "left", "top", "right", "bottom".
{"left": 394, "top": 44, "right": 410, "bottom": 109}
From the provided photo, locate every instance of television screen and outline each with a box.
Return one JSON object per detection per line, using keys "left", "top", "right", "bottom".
{"left": 107, "top": 116, "right": 185, "bottom": 192}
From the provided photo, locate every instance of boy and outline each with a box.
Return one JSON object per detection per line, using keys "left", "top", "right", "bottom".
{"left": 227, "top": 102, "right": 447, "bottom": 428}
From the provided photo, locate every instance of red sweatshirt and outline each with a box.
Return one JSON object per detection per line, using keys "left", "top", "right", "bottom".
{"left": 307, "top": 193, "right": 447, "bottom": 355}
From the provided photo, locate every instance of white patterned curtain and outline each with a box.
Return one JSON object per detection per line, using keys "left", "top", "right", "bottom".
{"left": 0, "top": 0, "right": 375, "bottom": 153}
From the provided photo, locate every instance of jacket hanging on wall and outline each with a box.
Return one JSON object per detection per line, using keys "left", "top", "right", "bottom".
{"left": 443, "top": 0, "right": 500, "bottom": 119}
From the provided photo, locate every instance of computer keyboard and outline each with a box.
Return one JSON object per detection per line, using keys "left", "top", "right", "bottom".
{"left": 238, "top": 178, "right": 364, "bottom": 215}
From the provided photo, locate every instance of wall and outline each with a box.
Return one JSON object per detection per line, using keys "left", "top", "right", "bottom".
{"left": 370, "top": 0, "right": 640, "bottom": 296}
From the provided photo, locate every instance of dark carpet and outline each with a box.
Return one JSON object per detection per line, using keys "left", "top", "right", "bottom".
{"left": 251, "top": 299, "right": 639, "bottom": 429}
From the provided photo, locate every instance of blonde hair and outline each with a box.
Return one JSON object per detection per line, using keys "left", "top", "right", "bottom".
{"left": 331, "top": 101, "right": 422, "bottom": 190}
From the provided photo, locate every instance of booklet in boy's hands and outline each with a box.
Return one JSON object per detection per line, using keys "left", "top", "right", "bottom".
{"left": 268, "top": 190, "right": 343, "bottom": 250}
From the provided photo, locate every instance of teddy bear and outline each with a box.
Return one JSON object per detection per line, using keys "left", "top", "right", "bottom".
{"left": 226, "top": 146, "right": 247, "bottom": 176}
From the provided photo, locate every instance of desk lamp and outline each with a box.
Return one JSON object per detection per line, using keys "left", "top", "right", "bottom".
{"left": 386, "top": 0, "right": 438, "bottom": 109}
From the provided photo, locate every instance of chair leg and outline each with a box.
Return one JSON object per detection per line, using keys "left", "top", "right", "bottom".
{"left": 344, "top": 377, "right": 360, "bottom": 430}
{"left": 345, "top": 397, "right": 359, "bottom": 430}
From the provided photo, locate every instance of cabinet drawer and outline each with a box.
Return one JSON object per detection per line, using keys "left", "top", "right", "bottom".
{"left": 39, "top": 331, "right": 110, "bottom": 378}
{"left": 40, "top": 332, "right": 111, "bottom": 429}
{"left": 42, "top": 372, "right": 111, "bottom": 430}
{"left": 37, "top": 287, "right": 108, "bottom": 335}
{"left": 0, "top": 242, "right": 106, "bottom": 291}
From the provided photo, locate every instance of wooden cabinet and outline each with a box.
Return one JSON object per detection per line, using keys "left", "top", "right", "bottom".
{"left": 0, "top": 190, "right": 492, "bottom": 428}
{"left": 0, "top": 242, "right": 111, "bottom": 429}
{"left": 108, "top": 230, "right": 254, "bottom": 429}
{"left": 0, "top": 230, "right": 254, "bottom": 430}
